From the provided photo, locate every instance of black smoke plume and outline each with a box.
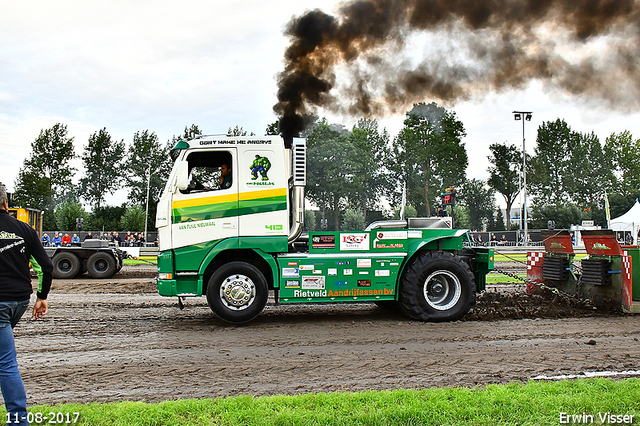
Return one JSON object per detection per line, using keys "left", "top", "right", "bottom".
{"left": 274, "top": 0, "right": 640, "bottom": 137}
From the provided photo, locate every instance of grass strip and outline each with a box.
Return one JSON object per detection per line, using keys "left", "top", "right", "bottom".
{"left": 9, "top": 378, "right": 639, "bottom": 426}
{"left": 485, "top": 273, "right": 527, "bottom": 283}
{"left": 493, "top": 253, "right": 588, "bottom": 262}
{"left": 123, "top": 258, "right": 157, "bottom": 266}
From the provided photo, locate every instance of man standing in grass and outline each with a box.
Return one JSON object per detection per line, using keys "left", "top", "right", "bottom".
{"left": 0, "top": 183, "right": 52, "bottom": 426}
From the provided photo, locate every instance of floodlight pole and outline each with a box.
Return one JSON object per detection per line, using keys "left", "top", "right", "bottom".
{"left": 145, "top": 165, "right": 160, "bottom": 247}
{"left": 513, "top": 111, "right": 532, "bottom": 246}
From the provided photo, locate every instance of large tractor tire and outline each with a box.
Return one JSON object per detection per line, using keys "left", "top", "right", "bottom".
{"left": 52, "top": 252, "right": 81, "bottom": 279}
{"left": 399, "top": 251, "right": 475, "bottom": 322}
{"left": 206, "top": 262, "right": 268, "bottom": 323}
{"left": 87, "top": 252, "right": 117, "bottom": 278}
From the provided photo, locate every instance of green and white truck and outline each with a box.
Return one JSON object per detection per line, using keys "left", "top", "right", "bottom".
{"left": 155, "top": 135, "right": 494, "bottom": 323}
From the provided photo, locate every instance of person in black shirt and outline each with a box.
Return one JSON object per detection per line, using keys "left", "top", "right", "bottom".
{"left": 0, "top": 183, "right": 52, "bottom": 426}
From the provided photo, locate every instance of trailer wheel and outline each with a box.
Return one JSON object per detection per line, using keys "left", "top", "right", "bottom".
{"left": 399, "top": 251, "right": 475, "bottom": 322}
{"left": 87, "top": 252, "right": 117, "bottom": 278}
{"left": 52, "top": 252, "right": 81, "bottom": 279}
{"left": 206, "top": 262, "right": 268, "bottom": 323}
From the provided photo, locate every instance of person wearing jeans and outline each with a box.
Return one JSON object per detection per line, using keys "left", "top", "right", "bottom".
{"left": 0, "top": 183, "right": 51, "bottom": 426}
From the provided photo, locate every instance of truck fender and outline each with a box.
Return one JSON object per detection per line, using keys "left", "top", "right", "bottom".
{"left": 198, "top": 239, "right": 278, "bottom": 290}
{"left": 400, "top": 230, "right": 468, "bottom": 277}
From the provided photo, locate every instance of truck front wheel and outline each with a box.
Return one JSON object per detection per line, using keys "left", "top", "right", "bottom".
{"left": 399, "top": 251, "right": 475, "bottom": 322}
{"left": 87, "top": 252, "right": 117, "bottom": 278}
{"left": 206, "top": 262, "right": 268, "bottom": 323}
{"left": 52, "top": 252, "right": 81, "bottom": 279}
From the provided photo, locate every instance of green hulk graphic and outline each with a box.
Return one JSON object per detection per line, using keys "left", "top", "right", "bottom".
{"left": 250, "top": 155, "right": 271, "bottom": 180}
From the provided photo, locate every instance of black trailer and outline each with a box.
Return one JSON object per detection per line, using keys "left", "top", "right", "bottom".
{"left": 45, "top": 239, "right": 124, "bottom": 279}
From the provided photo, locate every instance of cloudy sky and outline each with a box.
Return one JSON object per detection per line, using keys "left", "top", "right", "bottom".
{"left": 3, "top": 0, "right": 640, "bottom": 207}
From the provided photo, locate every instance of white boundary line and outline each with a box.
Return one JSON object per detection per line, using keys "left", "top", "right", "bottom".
{"left": 532, "top": 370, "right": 640, "bottom": 381}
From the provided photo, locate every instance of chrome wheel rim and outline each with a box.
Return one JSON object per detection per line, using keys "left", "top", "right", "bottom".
{"left": 423, "top": 270, "right": 462, "bottom": 311}
{"left": 219, "top": 274, "right": 256, "bottom": 311}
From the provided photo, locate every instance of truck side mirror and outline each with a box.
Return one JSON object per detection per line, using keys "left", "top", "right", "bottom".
{"left": 175, "top": 161, "right": 189, "bottom": 191}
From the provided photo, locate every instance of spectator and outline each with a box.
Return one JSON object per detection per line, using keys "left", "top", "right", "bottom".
{"left": 83, "top": 231, "right": 93, "bottom": 241}
{"left": 61, "top": 233, "right": 71, "bottom": 246}
{"left": 52, "top": 233, "right": 62, "bottom": 247}
{"left": 0, "top": 182, "right": 52, "bottom": 426}
{"left": 138, "top": 233, "right": 145, "bottom": 247}
{"left": 625, "top": 232, "right": 633, "bottom": 245}
{"left": 500, "top": 234, "right": 507, "bottom": 245}
{"left": 491, "top": 234, "right": 498, "bottom": 246}
{"left": 71, "top": 234, "right": 80, "bottom": 244}
{"left": 113, "top": 232, "right": 122, "bottom": 246}
{"left": 41, "top": 233, "right": 50, "bottom": 247}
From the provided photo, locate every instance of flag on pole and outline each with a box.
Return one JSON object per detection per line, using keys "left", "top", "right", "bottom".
{"left": 605, "top": 190, "right": 611, "bottom": 228}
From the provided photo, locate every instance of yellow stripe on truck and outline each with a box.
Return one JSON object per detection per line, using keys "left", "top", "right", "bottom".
{"left": 172, "top": 188, "right": 287, "bottom": 210}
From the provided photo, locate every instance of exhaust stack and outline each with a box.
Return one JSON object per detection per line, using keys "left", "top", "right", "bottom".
{"left": 288, "top": 138, "right": 306, "bottom": 243}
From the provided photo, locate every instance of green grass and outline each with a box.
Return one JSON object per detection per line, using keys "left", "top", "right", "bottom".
{"left": 486, "top": 273, "right": 527, "bottom": 283}
{"left": 493, "top": 253, "right": 588, "bottom": 262}
{"left": 123, "top": 257, "right": 157, "bottom": 266}
{"left": 8, "top": 379, "right": 640, "bottom": 426}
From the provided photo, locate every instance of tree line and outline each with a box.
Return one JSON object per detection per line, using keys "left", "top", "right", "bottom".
{"left": 11, "top": 103, "right": 640, "bottom": 233}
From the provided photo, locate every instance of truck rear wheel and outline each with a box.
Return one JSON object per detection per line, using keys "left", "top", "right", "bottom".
{"left": 52, "top": 252, "right": 81, "bottom": 279}
{"left": 206, "top": 262, "right": 268, "bottom": 323}
{"left": 399, "top": 251, "right": 475, "bottom": 322}
{"left": 87, "top": 252, "right": 117, "bottom": 278}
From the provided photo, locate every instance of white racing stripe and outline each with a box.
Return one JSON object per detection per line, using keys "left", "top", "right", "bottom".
{"left": 532, "top": 370, "right": 640, "bottom": 381}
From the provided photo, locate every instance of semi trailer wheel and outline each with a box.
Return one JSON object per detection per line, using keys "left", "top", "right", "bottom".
{"left": 206, "top": 262, "right": 268, "bottom": 323}
{"left": 399, "top": 251, "right": 475, "bottom": 322}
{"left": 52, "top": 252, "right": 81, "bottom": 279}
{"left": 87, "top": 252, "right": 117, "bottom": 278}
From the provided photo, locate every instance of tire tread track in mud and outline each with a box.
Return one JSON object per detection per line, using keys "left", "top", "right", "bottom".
{"left": 13, "top": 264, "right": 640, "bottom": 405}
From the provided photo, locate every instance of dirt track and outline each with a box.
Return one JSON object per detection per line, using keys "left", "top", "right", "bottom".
{"left": 13, "top": 264, "right": 640, "bottom": 405}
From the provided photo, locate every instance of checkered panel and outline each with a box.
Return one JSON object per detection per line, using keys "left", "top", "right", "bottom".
{"left": 527, "top": 252, "right": 544, "bottom": 270}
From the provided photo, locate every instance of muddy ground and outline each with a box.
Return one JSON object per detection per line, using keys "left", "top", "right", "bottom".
{"left": 13, "top": 263, "right": 640, "bottom": 405}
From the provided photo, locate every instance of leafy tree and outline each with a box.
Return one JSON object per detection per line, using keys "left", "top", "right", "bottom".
{"left": 341, "top": 208, "right": 367, "bottom": 231}
{"left": 392, "top": 205, "right": 418, "bottom": 219}
{"left": 79, "top": 128, "right": 125, "bottom": 209}
{"left": 452, "top": 204, "right": 470, "bottom": 229}
{"left": 348, "top": 119, "right": 391, "bottom": 215}
{"left": 459, "top": 179, "right": 496, "bottom": 231}
{"left": 529, "top": 119, "right": 574, "bottom": 204}
{"left": 568, "top": 131, "right": 614, "bottom": 207}
{"left": 12, "top": 173, "right": 54, "bottom": 229}
{"left": 304, "top": 210, "right": 318, "bottom": 232}
{"left": 13, "top": 123, "right": 76, "bottom": 213}
{"left": 389, "top": 103, "right": 468, "bottom": 216}
{"left": 120, "top": 205, "right": 146, "bottom": 232}
{"left": 492, "top": 209, "right": 506, "bottom": 232}
{"left": 530, "top": 203, "right": 583, "bottom": 229}
{"left": 54, "top": 201, "right": 87, "bottom": 232}
{"left": 123, "top": 130, "right": 170, "bottom": 229}
{"left": 89, "top": 204, "right": 127, "bottom": 232}
{"left": 487, "top": 143, "right": 522, "bottom": 230}
{"left": 604, "top": 131, "right": 640, "bottom": 199}
{"left": 306, "top": 119, "right": 356, "bottom": 229}
{"left": 227, "top": 125, "right": 255, "bottom": 136}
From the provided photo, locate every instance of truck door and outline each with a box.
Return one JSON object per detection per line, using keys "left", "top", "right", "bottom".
{"left": 170, "top": 148, "right": 238, "bottom": 249}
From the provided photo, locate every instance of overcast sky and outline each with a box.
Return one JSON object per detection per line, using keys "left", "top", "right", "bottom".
{"left": 3, "top": 0, "right": 640, "bottom": 207}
